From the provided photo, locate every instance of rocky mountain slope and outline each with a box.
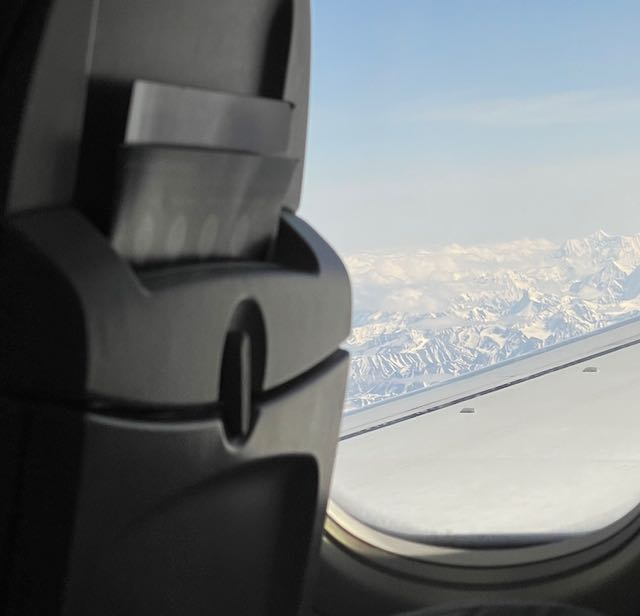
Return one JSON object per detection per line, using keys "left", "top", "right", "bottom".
{"left": 344, "top": 230, "right": 640, "bottom": 411}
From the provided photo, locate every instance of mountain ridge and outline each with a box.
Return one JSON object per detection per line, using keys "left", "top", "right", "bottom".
{"left": 344, "top": 230, "right": 640, "bottom": 411}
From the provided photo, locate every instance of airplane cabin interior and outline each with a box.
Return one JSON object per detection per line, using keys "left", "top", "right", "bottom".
{"left": 1, "top": 1, "right": 639, "bottom": 615}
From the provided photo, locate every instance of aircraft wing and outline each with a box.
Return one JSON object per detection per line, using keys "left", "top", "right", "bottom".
{"left": 331, "top": 317, "right": 640, "bottom": 547}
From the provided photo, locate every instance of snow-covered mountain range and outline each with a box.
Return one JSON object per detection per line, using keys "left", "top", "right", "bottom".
{"left": 343, "top": 230, "right": 640, "bottom": 411}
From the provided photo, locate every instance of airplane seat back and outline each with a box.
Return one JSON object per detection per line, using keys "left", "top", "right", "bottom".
{"left": 0, "top": 1, "right": 351, "bottom": 615}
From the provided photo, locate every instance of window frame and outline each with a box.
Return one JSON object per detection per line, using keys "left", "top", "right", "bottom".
{"left": 325, "top": 496, "right": 640, "bottom": 578}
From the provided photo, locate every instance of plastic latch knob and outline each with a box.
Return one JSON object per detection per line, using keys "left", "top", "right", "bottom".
{"left": 220, "top": 331, "right": 253, "bottom": 441}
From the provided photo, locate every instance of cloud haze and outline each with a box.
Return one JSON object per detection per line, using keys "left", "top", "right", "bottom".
{"left": 303, "top": 154, "right": 640, "bottom": 254}
{"left": 409, "top": 91, "right": 640, "bottom": 127}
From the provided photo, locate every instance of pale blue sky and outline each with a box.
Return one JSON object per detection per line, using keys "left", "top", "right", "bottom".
{"left": 300, "top": 1, "right": 640, "bottom": 254}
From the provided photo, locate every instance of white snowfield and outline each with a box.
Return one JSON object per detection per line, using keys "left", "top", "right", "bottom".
{"left": 332, "top": 316, "right": 640, "bottom": 545}
{"left": 344, "top": 230, "right": 640, "bottom": 410}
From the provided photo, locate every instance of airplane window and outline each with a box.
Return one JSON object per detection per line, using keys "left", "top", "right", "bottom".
{"left": 302, "top": 1, "right": 640, "bottom": 550}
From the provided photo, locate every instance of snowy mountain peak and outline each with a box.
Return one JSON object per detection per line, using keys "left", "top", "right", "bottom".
{"left": 559, "top": 230, "right": 640, "bottom": 266}
{"left": 344, "top": 229, "right": 640, "bottom": 411}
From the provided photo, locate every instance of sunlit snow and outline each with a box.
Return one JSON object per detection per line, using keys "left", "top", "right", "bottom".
{"left": 344, "top": 230, "right": 640, "bottom": 411}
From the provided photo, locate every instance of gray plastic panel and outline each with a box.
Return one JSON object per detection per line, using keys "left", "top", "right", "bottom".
{"left": 125, "top": 81, "right": 293, "bottom": 154}
{"left": 111, "top": 146, "right": 297, "bottom": 264}
{"left": 62, "top": 351, "right": 349, "bottom": 616}
{"left": 0, "top": 209, "right": 351, "bottom": 405}
{"left": 89, "top": 0, "right": 290, "bottom": 96}
{"left": 2, "top": 0, "right": 307, "bottom": 216}
{"left": 2, "top": 351, "right": 348, "bottom": 616}
{"left": 1, "top": 0, "right": 94, "bottom": 215}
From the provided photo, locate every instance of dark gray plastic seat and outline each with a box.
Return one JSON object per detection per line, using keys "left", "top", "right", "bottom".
{"left": 0, "top": 1, "right": 350, "bottom": 615}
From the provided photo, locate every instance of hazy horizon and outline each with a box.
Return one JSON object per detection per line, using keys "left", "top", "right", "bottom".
{"left": 336, "top": 226, "right": 639, "bottom": 258}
